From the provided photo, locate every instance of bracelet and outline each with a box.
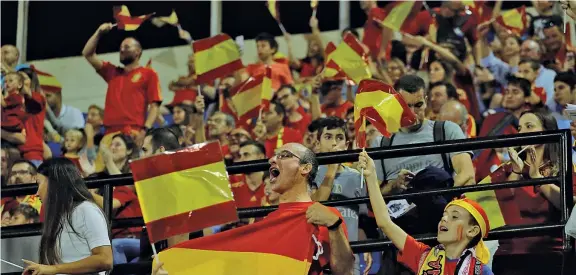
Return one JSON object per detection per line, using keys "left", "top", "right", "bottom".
{"left": 327, "top": 218, "right": 343, "bottom": 231}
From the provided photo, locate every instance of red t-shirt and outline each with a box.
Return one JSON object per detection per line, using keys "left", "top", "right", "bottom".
{"left": 65, "top": 156, "right": 83, "bottom": 174}
{"left": 321, "top": 101, "right": 353, "bottom": 119}
{"left": 19, "top": 92, "right": 46, "bottom": 161}
{"left": 112, "top": 186, "right": 142, "bottom": 238}
{"left": 266, "top": 202, "right": 348, "bottom": 275}
{"left": 97, "top": 62, "right": 162, "bottom": 132}
{"left": 264, "top": 127, "right": 303, "bottom": 158}
{"left": 245, "top": 62, "right": 294, "bottom": 91}
{"left": 286, "top": 106, "right": 312, "bottom": 136}
{"left": 405, "top": 8, "right": 480, "bottom": 44}
{"left": 398, "top": 236, "right": 461, "bottom": 274}
{"left": 230, "top": 175, "right": 266, "bottom": 208}
{"left": 2, "top": 93, "right": 25, "bottom": 132}
{"left": 362, "top": 7, "right": 387, "bottom": 60}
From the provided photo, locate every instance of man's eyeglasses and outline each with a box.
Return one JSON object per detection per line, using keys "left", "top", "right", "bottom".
{"left": 274, "top": 150, "right": 301, "bottom": 160}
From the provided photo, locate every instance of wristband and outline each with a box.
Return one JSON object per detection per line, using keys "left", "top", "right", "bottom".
{"left": 327, "top": 217, "right": 343, "bottom": 231}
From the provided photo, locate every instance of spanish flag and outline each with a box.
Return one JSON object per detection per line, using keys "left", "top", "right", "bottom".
{"left": 495, "top": 6, "right": 528, "bottom": 35}
{"left": 354, "top": 79, "right": 417, "bottom": 148}
{"left": 157, "top": 207, "right": 319, "bottom": 275}
{"left": 323, "top": 42, "right": 348, "bottom": 80}
{"left": 130, "top": 142, "right": 238, "bottom": 243}
{"left": 33, "top": 67, "right": 62, "bottom": 94}
{"left": 113, "top": 5, "right": 154, "bottom": 31}
{"left": 158, "top": 10, "right": 179, "bottom": 26}
{"left": 326, "top": 33, "right": 371, "bottom": 84}
{"left": 230, "top": 67, "right": 273, "bottom": 122}
{"left": 379, "top": 1, "right": 423, "bottom": 32}
{"left": 465, "top": 163, "right": 507, "bottom": 230}
{"left": 267, "top": 0, "right": 280, "bottom": 22}
{"left": 193, "top": 34, "right": 244, "bottom": 84}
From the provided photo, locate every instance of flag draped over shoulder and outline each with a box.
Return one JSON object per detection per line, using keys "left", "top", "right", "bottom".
{"left": 495, "top": 6, "right": 528, "bottom": 35}
{"left": 193, "top": 34, "right": 244, "bottom": 84}
{"left": 230, "top": 67, "right": 273, "bottom": 122}
{"left": 130, "top": 142, "right": 238, "bottom": 243}
{"left": 113, "top": 5, "right": 154, "bottom": 31}
{"left": 158, "top": 208, "right": 318, "bottom": 275}
{"left": 324, "top": 33, "right": 372, "bottom": 84}
{"left": 379, "top": 1, "right": 423, "bottom": 32}
{"left": 354, "top": 79, "right": 417, "bottom": 148}
{"left": 273, "top": 51, "right": 289, "bottom": 65}
{"left": 465, "top": 162, "right": 507, "bottom": 230}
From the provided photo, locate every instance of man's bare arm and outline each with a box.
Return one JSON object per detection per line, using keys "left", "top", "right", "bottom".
{"left": 328, "top": 226, "right": 355, "bottom": 275}
{"left": 83, "top": 23, "right": 114, "bottom": 71}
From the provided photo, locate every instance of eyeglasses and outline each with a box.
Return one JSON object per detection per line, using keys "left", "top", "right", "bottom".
{"left": 274, "top": 150, "right": 301, "bottom": 160}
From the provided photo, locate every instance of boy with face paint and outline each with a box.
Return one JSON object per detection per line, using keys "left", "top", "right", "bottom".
{"left": 358, "top": 150, "right": 494, "bottom": 275}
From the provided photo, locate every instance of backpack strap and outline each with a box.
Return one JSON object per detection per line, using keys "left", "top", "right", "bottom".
{"left": 379, "top": 134, "right": 395, "bottom": 182}
{"left": 433, "top": 121, "right": 453, "bottom": 175}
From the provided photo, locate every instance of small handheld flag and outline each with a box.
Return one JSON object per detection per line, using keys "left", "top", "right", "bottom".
{"left": 113, "top": 5, "right": 154, "bottom": 31}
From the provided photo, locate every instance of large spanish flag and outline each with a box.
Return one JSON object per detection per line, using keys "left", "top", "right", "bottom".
{"left": 495, "top": 6, "right": 528, "bottom": 35}
{"left": 229, "top": 67, "right": 273, "bottom": 122}
{"left": 113, "top": 5, "right": 154, "bottom": 31}
{"left": 157, "top": 207, "right": 318, "bottom": 275}
{"left": 354, "top": 79, "right": 417, "bottom": 148}
{"left": 465, "top": 162, "right": 507, "bottom": 230}
{"left": 193, "top": 34, "right": 244, "bottom": 84}
{"left": 33, "top": 67, "right": 62, "bottom": 94}
{"left": 326, "top": 33, "right": 372, "bottom": 84}
{"left": 130, "top": 142, "right": 238, "bottom": 243}
{"left": 379, "top": 1, "right": 423, "bottom": 32}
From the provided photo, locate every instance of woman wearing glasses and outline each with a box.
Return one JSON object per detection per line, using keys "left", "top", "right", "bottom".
{"left": 22, "top": 158, "right": 112, "bottom": 275}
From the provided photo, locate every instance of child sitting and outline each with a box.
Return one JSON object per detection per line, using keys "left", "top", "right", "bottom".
{"left": 63, "top": 128, "right": 95, "bottom": 177}
{"left": 358, "top": 150, "right": 494, "bottom": 275}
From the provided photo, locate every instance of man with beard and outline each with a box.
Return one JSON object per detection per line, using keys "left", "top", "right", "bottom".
{"left": 153, "top": 143, "right": 355, "bottom": 275}
{"left": 82, "top": 23, "right": 162, "bottom": 173}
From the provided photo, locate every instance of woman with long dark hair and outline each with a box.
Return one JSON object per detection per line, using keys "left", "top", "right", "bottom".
{"left": 22, "top": 158, "right": 112, "bottom": 275}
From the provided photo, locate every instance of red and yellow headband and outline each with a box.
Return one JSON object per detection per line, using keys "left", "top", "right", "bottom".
{"left": 446, "top": 198, "right": 491, "bottom": 264}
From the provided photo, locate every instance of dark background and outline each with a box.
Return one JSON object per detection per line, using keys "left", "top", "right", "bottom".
{"left": 1, "top": 1, "right": 528, "bottom": 61}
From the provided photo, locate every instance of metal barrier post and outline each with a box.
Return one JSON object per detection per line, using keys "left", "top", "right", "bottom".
{"left": 102, "top": 184, "right": 113, "bottom": 231}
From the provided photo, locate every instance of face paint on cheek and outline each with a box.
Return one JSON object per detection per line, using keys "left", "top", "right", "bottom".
{"left": 457, "top": 225, "right": 463, "bottom": 242}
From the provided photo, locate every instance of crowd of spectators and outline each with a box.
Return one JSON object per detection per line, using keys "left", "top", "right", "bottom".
{"left": 2, "top": 0, "right": 576, "bottom": 274}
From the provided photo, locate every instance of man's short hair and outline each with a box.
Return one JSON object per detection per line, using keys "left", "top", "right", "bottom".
{"left": 554, "top": 72, "right": 576, "bottom": 88}
{"left": 320, "top": 80, "right": 344, "bottom": 96}
{"left": 10, "top": 159, "right": 37, "bottom": 175}
{"left": 307, "top": 118, "right": 323, "bottom": 133}
{"left": 255, "top": 32, "right": 278, "bottom": 53}
{"left": 506, "top": 75, "right": 532, "bottom": 97}
{"left": 429, "top": 81, "right": 459, "bottom": 100}
{"left": 394, "top": 75, "right": 426, "bottom": 94}
{"left": 145, "top": 127, "right": 182, "bottom": 152}
{"left": 239, "top": 140, "right": 266, "bottom": 156}
{"left": 519, "top": 59, "right": 540, "bottom": 71}
{"left": 299, "top": 147, "right": 319, "bottom": 188}
{"left": 316, "top": 117, "right": 347, "bottom": 141}
{"left": 88, "top": 104, "right": 104, "bottom": 118}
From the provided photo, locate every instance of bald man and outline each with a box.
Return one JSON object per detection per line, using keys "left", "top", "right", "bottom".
{"left": 438, "top": 100, "right": 476, "bottom": 138}
{"left": 83, "top": 23, "right": 162, "bottom": 173}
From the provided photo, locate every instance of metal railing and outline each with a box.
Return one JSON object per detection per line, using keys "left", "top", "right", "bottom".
{"left": 1, "top": 130, "right": 574, "bottom": 274}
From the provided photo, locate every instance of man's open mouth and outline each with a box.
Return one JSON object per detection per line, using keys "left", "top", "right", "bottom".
{"left": 439, "top": 225, "right": 448, "bottom": 232}
{"left": 269, "top": 167, "right": 280, "bottom": 183}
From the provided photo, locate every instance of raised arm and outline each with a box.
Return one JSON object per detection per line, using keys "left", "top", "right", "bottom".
{"left": 82, "top": 23, "right": 114, "bottom": 71}
{"left": 358, "top": 150, "right": 408, "bottom": 252}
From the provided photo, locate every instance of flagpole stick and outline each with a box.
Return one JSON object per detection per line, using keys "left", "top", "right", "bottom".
{"left": 278, "top": 22, "right": 288, "bottom": 35}
{"left": 312, "top": 9, "right": 317, "bottom": 18}
{"left": 564, "top": 11, "right": 568, "bottom": 34}
{"left": 151, "top": 243, "right": 160, "bottom": 261}
{"left": 111, "top": 23, "right": 117, "bottom": 28}
{"left": 1, "top": 259, "right": 24, "bottom": 270}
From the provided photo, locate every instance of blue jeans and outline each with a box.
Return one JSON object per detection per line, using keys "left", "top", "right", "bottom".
{"left": 112, "top": 238, "right": 141, "bottom": 265}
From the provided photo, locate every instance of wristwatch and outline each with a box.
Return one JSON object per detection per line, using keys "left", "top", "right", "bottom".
{"left": 327, "top": 217, "right": 343, "bottom": 231}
